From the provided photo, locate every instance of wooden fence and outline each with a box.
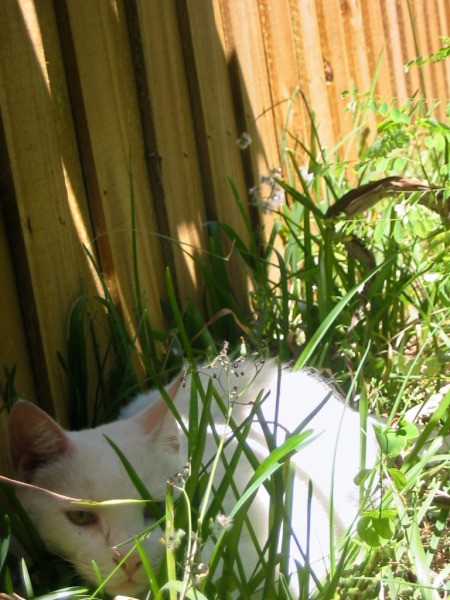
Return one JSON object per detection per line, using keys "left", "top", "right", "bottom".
{"left": 1, "top": 0, "right": 449, "bottom": 473}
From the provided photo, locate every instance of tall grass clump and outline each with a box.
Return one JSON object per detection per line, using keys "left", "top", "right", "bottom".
{"left": 1, "top": 40, "right": 450, "bottom": 599}
{"left": 214, "top": 82, "right": 450, "bottom": 394}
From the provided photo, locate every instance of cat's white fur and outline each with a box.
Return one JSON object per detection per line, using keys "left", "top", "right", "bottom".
{"left": 8, "top": 359, "right": 379, "bottom": 597}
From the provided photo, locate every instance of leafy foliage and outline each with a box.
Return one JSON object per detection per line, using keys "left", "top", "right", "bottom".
{"left": 405, "top": 37, "right": 450, "bottom": 71}
{"left": 2, "top": 37, "right": 450, "bottom": 600}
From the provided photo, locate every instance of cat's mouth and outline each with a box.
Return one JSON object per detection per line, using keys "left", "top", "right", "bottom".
{"left": 104, "top": 577, "right": 148, "bottom": 598}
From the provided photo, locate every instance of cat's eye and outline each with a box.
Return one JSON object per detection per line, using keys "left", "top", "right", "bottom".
{"left": 66, "top": 510, "right": 98, "bottom": 526}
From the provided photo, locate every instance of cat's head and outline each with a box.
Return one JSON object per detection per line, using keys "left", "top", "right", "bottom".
{"left": 8, "top": 389, "right": 183, "bottom": 596}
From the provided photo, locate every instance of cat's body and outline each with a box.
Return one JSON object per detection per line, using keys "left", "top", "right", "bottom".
{"left": 8, "top": 358, "right": 379, "bottom": 597}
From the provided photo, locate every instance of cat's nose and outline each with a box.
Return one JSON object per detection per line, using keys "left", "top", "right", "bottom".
{"left": 112, "top": 549, "right": 142, "bottom": 575}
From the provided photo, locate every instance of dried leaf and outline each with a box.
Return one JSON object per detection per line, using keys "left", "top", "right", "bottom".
{"left": 326, "top": 176, "right": 441, "bottom": 218}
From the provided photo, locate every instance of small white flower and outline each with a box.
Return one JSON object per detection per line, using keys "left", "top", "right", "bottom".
{"left": 164, "top": 528, "right": 186, "bottom": 550}
{"left": 267, "top": 185, "right": 286, "bottom": 208}
{"left": 237, "top": 132, "right": 252, "bottom": 150}
{"left": 423, "top": 272, "right": 440, "bottom": 283}
{"left": 249, "top": 185, "right": 260, "bottom": 201}
{"left": 394, "top": 202, "right": 408, "bottom": 219}
{"left": 215, "top": 513, "right": 234, "bottom": 531}
{"left": 260, "top": 174, "right": 274, "bottom": 185}
{"left": 299, "top": 166, "right": 313, "bottom": 184}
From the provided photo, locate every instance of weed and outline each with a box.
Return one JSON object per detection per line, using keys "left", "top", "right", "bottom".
{"left": 1, "top": 35, "right": 450, "bottom": 600}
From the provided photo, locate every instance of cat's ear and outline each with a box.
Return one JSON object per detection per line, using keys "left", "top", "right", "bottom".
{"left": 140, "top": 378, "right": 181, "bottom": 453}
{"left": 9, "top": 400, "right": 71, "bottom": 481}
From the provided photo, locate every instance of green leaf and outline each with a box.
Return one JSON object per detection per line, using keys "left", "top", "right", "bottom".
{"left": 411, "top": 215, "right": 428, "bottom": 239}
{"left": 434, "top": 131, "right": 446, "bottom": 152}
{"left": 424, "top": 135, "right": 435, "bottom": 149}
{"left": 379, "top": 102, "right": 388, "bottom": 116}
{"left": 392, "top": 156, "right": 407, "bottom": 171}
{"left": 373, "top": 216, "right": 389, "bottom": 243}
{"left": 373, "top": 517, "right": 395, "bottom": 539}
{"left": 33, "top": 589, "right": 90, "bottom": 599}
{"left": 374, "top": 156, "right": 390, "bottom": 172}
{"left": 0, "top": 515, "right": 10, "bottom": 572}
{"left": 20, "top": 558, "right": 34, "bottom": 598}
{"left": 387, "top": 467, "right": 407, "bottom": 491}
{"left": 363, "top": 508, "right": 397, "bottom": 519}
{"left": 354, "top": 468, "right": 373, "bottom": 485}
{"left": 396, "top": 419, "right": 419, "bottom": 440}
{"left": 393, "top": 219, "right": 404, "bottom": 244}
{"left": 373, "top": 424, "right": 408, "bottom": 457}
{"left": 357, "top": 516, "right": 380, "bottom": 546}
{"left": 390, "top": 107, "right": 409, "bottom": 123}
{"left": 357, "top": 514, "right": 395, "bottom": 547}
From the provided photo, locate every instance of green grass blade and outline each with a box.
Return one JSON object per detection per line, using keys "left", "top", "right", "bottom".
{"left": 294, "top": 259, "right": 392, "bottom": 369}
{"left": 103, "top": 435, "right": 165, "bottom": 522}
{"left": 229, "top": 430, "right": 314, "bottom": 521}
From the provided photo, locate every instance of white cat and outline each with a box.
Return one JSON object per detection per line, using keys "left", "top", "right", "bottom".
{"left": 8, "top": 358, "right": 380, "bottom": 597}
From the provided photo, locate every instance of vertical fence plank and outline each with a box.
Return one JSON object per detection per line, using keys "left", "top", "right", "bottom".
{"left": 0, "top": 411, "right": 9, "bottom": 475}
{"left": 440, "top": 0, "right": 450, "bottom": 32}
{"left": 61, "top": 0, "right": 166, "bottom": 339}
{"left": 398, "top": 1, "right": 424, "bottom": 100}
{"left": 407, "top": 0, "right": 450, "bottom": 111}
{"left": 173, "top": 0, "right": 253, "bottom": 308}
{"left": 361, "top": 2, "right": 395, "bottom": 99}
{"left": 340, "top": 1, "right": 373, "bottom": 96}
{"left": 183, "top": 0, "right": 249, "bottom": 223}
{"left": 0, "top": 0, "right": 101, "bottom": 422}
{"left": 216, "top": 0, "right": 285, "bottom": 254}
{"left": 290, "top": 0, "right": 336, "bottom": 151}
{"left": 0, "top": 207, "right": 36, "bottom": 405}
{"left": 0, "top": 208, "right": 36, "bottom": 475}
{"left": 415, "top": 0, "right": 448, "bottom": 105}
{"left": 133, "top": 0, "right": 207, "bottom": 305}
{"left": 383, "top": 0, "right": 410, "bottom": 101}
{"left": 218, "top": 0, "right": 280, "bottom": 180}
{"left": 315, "top": 0, "right": 354, "bottom": 147}
{"left": 256, "top": 0, "right": 310, "bottom": 157}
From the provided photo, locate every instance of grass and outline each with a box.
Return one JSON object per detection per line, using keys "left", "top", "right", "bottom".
{"left": 1, "top": 39, "right": 450, "bottom": 600}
